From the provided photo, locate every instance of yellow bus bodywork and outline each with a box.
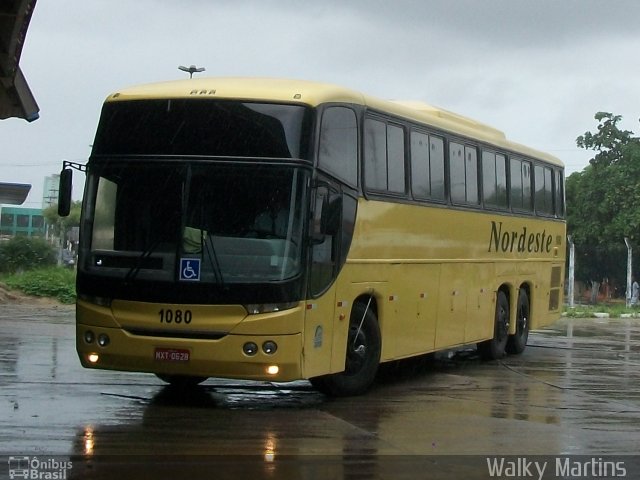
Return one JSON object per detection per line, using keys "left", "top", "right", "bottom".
{"left": 78, "top": 198, "right": 564, "bottom": 383}
{"left": 77, "top": 77, "right": 565, "bottom": 385}
{"left": 301, "top": 198, "right": 565, "bottom": 377}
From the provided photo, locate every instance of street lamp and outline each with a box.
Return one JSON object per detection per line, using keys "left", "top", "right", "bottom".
{"left": 625, "top": 237, "right": 632, "bottom": 307}
{"left": 178, "top": 65, "right": 206, "bottom": 79}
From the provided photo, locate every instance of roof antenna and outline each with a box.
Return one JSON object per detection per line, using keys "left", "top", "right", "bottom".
{"left": 178, "top": 65, "right": 206, "bottom": 79}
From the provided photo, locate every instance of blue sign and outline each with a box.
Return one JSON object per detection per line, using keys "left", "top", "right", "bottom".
{"left": 180, "top": 258, "right": 201, "bottom": 281}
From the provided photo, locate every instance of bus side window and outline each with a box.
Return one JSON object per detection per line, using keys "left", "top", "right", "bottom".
{"left": 482, "top": 151, "right": 508, "bottom": 209}
{"left": 554, "top": 169, "right": 565, "bottom": 217}
{"left": 534, "top": 164, "right": 554, "bottom": 215}
{"left": 510, "top": 157, "right": 533, "bottom": 212}
{"left": 318, "top": 107, "right": 358, "bottom": 187}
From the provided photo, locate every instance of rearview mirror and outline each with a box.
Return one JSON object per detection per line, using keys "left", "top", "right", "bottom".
{"left": 58, "top": 168, "right": 73, "bottom": 217}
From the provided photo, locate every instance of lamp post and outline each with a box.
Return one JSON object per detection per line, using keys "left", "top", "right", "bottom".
{"left": 567, "top": 235, "right": 575, "bottom": 308}
{"left": 178, "top": 65, "right": 205, "bottom": 79}
{"left": 625, "top": 237, "right": 632, "bottom": 308}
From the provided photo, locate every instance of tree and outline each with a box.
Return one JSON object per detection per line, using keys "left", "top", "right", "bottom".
{"left": 568, "top": 112, "right": 640, "bottom": 300}
{"left": 43, "top": 201, "right": 82, "bottom": 238}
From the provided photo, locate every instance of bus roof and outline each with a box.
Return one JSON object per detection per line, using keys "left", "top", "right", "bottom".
{"left": 105, "top": 77, "right": 563, "bottom": 167}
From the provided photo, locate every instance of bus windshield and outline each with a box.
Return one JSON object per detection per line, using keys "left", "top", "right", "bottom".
{"left": 91, "top": 100, "right": 313, "bottom": 159}
{"left": 85, "top": 161, "right": 308, "bottom": 284}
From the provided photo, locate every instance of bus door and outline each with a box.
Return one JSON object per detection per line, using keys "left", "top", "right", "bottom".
{"left": 302, "top": 181, "right": 356, "bottom": 378}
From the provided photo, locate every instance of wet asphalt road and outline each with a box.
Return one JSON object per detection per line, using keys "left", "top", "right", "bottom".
{"left": 1, "top": 303, "right": 640, "bottom": 479}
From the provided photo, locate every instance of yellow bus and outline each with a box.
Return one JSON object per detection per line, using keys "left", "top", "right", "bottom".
{"left": 59, "top": 77, "right": 565, "bottom": 396}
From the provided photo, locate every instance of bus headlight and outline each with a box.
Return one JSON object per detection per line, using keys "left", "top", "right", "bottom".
{"left": 78, "top": 293, "right": 113, "bottom": 308}
{"left": 243, "top": 302, "right": 298, "bottom": 315}
{"left": 243, "top": 342, "right": 258, "bottom": 356}
{"left": 262, "top": 341, "right": 277, "bottom": 355}
{"left": 97, "top": 334, "right": 110, "bottom": 347}
{"left": 84, "top": 330, "right": 95, "bottom": 344}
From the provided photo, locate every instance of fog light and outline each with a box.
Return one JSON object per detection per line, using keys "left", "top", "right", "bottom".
{"left": 88, "top": 354, "right": 99, "bottom": 363}
{"left": 97, "top": 334, "right": 110, "bottom": 347}
{"left": 84, "top": 330, "right": 95, "bottom": 344}
{"left": 266, "top": 365, "right": 279, "bottom": 375}
{"left": 262, "top": 341, "right": 277, "bottom": 355}
{"left": 243, "top": 342, "right": 258, "bottom": 356}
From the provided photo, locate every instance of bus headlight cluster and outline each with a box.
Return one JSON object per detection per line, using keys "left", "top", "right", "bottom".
{"left": 243, "top": 342, "right": 258, "bottom": 356}
{"left": 262, "top": 341, "right": 277, "bottom": 355}
{"left": 242, "top": 341, "right": 278, "bottom": 356}
{"left": 84, "top": 330, "right": 110, "bottom": 347}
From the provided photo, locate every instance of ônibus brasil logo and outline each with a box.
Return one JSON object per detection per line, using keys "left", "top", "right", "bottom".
{"left": 7, "top": 456, "right": 72, "bottom": 479}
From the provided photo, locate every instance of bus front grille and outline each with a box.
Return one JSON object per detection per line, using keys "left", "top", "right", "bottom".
{"left": 125, "top": 327, "right": 227, "bottom": 340}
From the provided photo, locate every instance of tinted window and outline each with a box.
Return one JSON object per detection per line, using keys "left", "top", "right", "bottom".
{"left": 93, "top": 100, "right": 313, "bottom": 159}
{"left": 450, "top": 142, "right": 478, "bottom": 204}
{"left": 318, "top": 107, "right": 358, "bottom": 186}
{"left": 450, "top": 142, "right": 465, "bottom": 203}
{"left": 495, "top": 154, "right": 507, "bottom": 207}
{"left": 430, "top": 136, "right": 445, "bottom": 200}
{"left": 17, "top": 215, "right": 29, "bottom": 227}
{"left": 411, "top": 132, "right": 445, "bottom": 201}
{"left": 32, "top": 216, "right": 45, "bottom": 228}
{"left": 0, "top": 214, "right": 13, "bottom": 227}
{"left": 364, "top": 119, "right": 387, "bottom": 190}
{"left": 411, "top": 132, "right": 430, "bottom": 198}
{"left": 510, "top": 158, "right": 532, "bottom": 211}
{"left": 535, "top": 165, "right": 554, "bottom": 215}
{"left": 465, "top": 146, "right": 478, "bottom": 204}
{"left": 555, "top": 170, "right": 565, "bottom": 217}
{"left": 387, "top": 124, "right": 406, "bottom": 193}
{"left": 482, "top": 151, "right": 507, "bottom": 208}
{"left": 364, "top": 118, "right": 406, "bottom": 194}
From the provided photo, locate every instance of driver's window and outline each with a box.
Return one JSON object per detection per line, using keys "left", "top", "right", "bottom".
{"left": 309, "top": 185, "right": 337, "bottom": 296}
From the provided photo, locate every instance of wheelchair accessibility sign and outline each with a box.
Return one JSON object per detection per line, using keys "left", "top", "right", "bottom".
{"left": 180, "top": 258, "right": 201, "bottom": 281}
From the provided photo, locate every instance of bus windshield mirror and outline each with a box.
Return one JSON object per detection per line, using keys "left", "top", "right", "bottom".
{"left": 58, "top": 168, "right": 73, "bottom": 217}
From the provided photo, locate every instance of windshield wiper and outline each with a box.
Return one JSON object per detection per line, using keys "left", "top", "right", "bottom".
{"left": 123, "top": 239, "right": 162, "bottom": 284}
{"left": 203, "top": 232, "right": 225, "bottom": 287}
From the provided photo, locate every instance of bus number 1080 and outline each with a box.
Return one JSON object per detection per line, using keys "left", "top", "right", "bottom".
{"left": 158, "top": 308, "right": 192, "bottom": 324}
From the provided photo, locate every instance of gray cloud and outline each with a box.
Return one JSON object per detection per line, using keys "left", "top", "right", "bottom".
{"left": 2, "top": 0, "right": 640, "bottom": 206}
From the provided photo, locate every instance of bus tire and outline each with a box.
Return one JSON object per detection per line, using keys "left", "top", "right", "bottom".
{"left": 156, "top": 374, "right": 207, "bottom": 388}
{"left": 506, "top": 289, "right": 529, "bottom": 355}
{"left": 478, "top": 290, "right": 509, "bottom": 360}
{"left": 310, "top": 302, "right": 381, "bottom": 397}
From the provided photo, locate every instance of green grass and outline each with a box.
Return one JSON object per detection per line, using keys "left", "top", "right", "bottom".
{"left": 563, "top": 303, "right": 640, "bottom": 318}
{"left": 1, "top": 267, "right": 76, "bottom": 304}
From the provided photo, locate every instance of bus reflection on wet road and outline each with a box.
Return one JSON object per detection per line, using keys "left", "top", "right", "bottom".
{"left": 1, "top": 304, "right": 639, "bottom": 479}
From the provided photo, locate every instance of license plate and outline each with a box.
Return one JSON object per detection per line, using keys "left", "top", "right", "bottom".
{"left": 154, "top": 348, "right": 190, "bottom": 362}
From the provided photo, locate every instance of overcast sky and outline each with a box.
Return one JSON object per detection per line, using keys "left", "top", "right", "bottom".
{"left": 2, "top": 0, "right": 640, "bottom": 208}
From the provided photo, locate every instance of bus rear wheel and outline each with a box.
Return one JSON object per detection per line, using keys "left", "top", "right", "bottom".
{"left": 506, "top": 289, "right": 529, "bottom": 355}
{"left": 156, "top": 374, "right": 208, "bottom": 388}
{"left": 478, "top": 290, "right": 509, "bottom": 360}
{"left": 310, "top": 302, "right": 381, "bottom": 397}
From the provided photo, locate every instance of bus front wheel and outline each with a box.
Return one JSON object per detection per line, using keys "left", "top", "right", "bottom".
{"left": 310, "top": 302, "right": 381, "bottom": 397}
{"left": 478, "top": 290, "right": 509, "bottom": 360}
{"left": 506, "top": 289, "right": 529, "bottom": 355}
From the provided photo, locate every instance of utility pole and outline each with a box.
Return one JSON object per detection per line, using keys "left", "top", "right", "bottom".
{"left": 567, "top": 235, "right": 575, "bottom": 308}
{"left": 625, "top": 237, "right": 632, "bottom": 308}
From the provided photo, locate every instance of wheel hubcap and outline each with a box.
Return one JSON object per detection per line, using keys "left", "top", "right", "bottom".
{"left": 346, "top": 327, "right": 367, "bottom": 374}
